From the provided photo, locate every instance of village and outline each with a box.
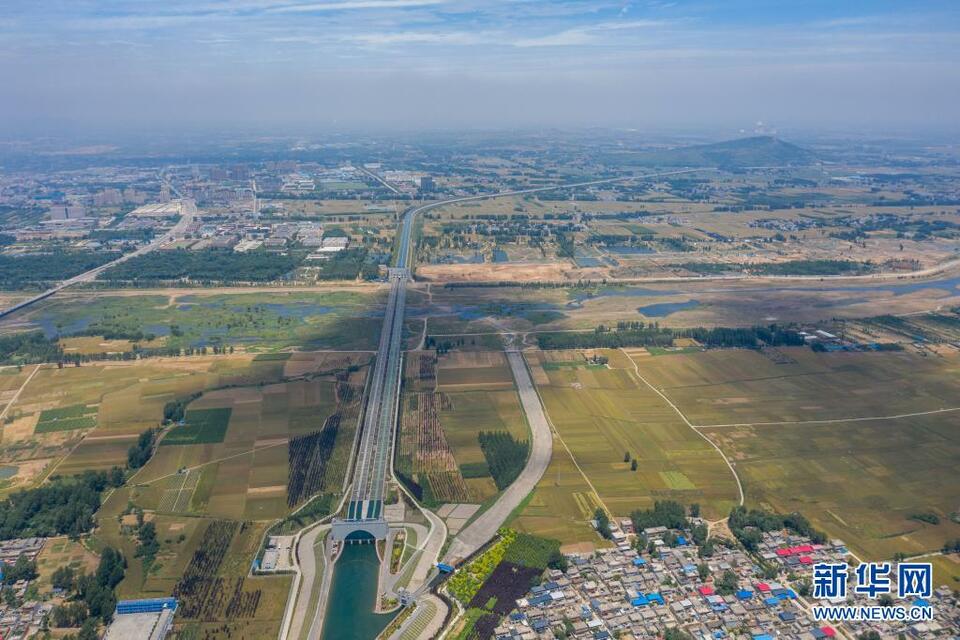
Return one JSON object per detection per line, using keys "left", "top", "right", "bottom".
{"left": 497, "top": 520, "right": 959, "bottom": 640}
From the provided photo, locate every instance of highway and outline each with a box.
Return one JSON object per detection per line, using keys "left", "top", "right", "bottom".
{"left": 346, "top": 169, "right": 701, "bottom": 531}
{"left": 346, "top": 266, "right": 408, "bottom": 521}
{"left": 0, "top": 197, "right": 195, "bottom": 321}
{"left": 343, "top": 168, "right": 709, "bottom": 528}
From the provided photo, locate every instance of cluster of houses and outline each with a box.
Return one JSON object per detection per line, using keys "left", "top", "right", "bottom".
{"left": 0, "top": 538, "right": 52, "bottom": 640}
{"left": 493, "top": 525, "right": 959, "bottom": 640}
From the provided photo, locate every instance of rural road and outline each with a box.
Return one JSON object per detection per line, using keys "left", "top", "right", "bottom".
{"left": 0, "top": 364, "right": 40, "bottom": 422}
{"left": 441, "top": 350, "right": 553, "bottom": 565}
{"left": 283, "top": 522, "right": 331, "bottom": 640}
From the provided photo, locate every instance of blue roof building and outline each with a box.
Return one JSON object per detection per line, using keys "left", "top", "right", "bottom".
{"left": 115, "top": 598, "right": 178, "bottom": 615}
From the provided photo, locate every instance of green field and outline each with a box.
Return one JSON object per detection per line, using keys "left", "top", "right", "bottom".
{"left": 630, "top": 348, "right": 960, "bottom": 582}
{"left": 161, "top": 408, "right": 232, "bottom": 445}
{"left": 513, "top": 349, "right": 740, "bottom": 546}
{"left": 34, "top": 403, "right": 98, "bottom": 433}
{"left": 632, "top": 347, "right": 960, "bottom": 425}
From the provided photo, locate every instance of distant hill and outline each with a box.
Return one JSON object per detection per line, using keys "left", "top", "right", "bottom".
{"left": 635, "top": 136, "right": 817, "bottom": 168}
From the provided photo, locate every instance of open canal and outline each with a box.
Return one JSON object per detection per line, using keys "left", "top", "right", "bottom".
{"left": 321, "top": 544, "right": 396, "bottom": 640}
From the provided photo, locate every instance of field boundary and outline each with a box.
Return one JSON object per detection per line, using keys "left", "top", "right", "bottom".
{"left": 0, "top": 363, "right": 40, "bottom": 423}
{"left": 696, "top": 405, "right": 960, "bottom": 429}
{"left": 618, "top": 348, "right": 745, "bottom": 506}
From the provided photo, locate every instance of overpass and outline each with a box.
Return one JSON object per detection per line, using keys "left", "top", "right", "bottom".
{"left": 331, "top": 267, "right": 409, "bottom": 542}
{"left": 330, "top": 169, "right": 707, "bottom": 542}
{"left": 0, "top": 199, "right": 195, "bottom": 322}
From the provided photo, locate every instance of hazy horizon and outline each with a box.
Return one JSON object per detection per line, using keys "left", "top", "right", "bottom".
{"left": 2, "top": 0, "right": 960, "bottom": 137}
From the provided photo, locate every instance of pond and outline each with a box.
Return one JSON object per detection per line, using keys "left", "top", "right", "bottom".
{"left": 637, "top": 300, "right": 700, "bottom": 317}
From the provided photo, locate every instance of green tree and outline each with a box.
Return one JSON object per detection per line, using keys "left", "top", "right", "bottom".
{"left": 697, "top": 563, "right": 710, "bottom": 580}
{"left": 716, "top": 569, "right": 738, "bottom": 595}
{"left": 594, "top": 508, "right": 612, "bottom": 539}
{"left": 52, "top": 565, "right": 76, "bottom": 591}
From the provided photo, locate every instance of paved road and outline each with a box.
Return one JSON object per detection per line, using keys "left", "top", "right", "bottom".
{"left": 347, "top": 269, "right": 407, "bottom": 521}
{"left": 441, "top": 350, "right": 553, "bottom": 565}
{"left": 282, "top": 523, "right": 332, "bottom": 640}
{"left": 0, "top": 209, "right": 195, "bottom": 320}
{"left": 404, "top": 504, "right": 446, "bottom": 595}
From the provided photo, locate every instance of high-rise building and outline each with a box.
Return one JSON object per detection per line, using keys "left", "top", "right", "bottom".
{"left": 49, "top": 203, "right": 86, "bottom": 219}
{"left": 93, "top": 188, "right": 122, "bottom": 207}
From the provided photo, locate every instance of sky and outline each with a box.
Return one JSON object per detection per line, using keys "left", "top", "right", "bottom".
{"left": 1, "top": 0, "right": 959, "bottom": 136}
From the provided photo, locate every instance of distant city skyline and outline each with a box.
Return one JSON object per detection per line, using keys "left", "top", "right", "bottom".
{"left": 2, "top": 0, "right": 959, "bottom": 135}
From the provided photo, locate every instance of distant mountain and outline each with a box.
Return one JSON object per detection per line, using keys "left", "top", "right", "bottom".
{"left": 634, "top": 136, "right": 817, "bottom": 168}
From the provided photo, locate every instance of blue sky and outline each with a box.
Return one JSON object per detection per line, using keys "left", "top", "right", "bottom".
{"left": 1, "top": 0, "right": 958, "bottom": 134}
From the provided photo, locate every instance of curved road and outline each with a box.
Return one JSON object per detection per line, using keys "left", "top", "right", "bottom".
{"left": 442, "top": 350, "right": 553, "bottom": 565}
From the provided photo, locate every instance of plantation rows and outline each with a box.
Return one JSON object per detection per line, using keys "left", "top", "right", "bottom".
{"left": 478, "top": 431, "right": 529, "bottom": 491}
{"left": 224, "top": 577, "right": 262, "bottom": 618}
{"left": 287, "top": 417, "right": 339, "bottom": 508}
{"left": 334, "top": 380, "right": 357, "bottom": 404}
{"left": 426, "top": 470, "right": 469, "bottom": 504}
{"left": 419, "top": 354, "right": 437, "bottom": 380}
{"left": 173, "top": 520, "right": 239, "bottom": 619}
{"left": 411, "top": 393, "right": 468, "bottom": 502}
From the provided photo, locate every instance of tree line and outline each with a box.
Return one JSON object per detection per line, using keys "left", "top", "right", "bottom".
{"left": 537, "top": 321, "right": 805, "bottom": 350}
{"left": 478, "top": 431, "right": 529, "bottom": 490}
{"left": 0, "top": 251, "right": 121, "bottom": 290}
{"left": 100, "top": 248, "right": 301, "bottom": 284}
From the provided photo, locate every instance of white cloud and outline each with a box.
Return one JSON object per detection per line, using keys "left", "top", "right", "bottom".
{"left": 268, "top": 0, "right": 445, "bottom": 14}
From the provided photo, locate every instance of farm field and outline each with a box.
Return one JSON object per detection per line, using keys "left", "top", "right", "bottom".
{"left": 514, "top": 349, "right": 740, "bottom": 543}
{"left": 629, "top": 348, "right": 960, "bottom": 578}
{"left": 0, "top": 350, "right": 367, "bottom": 524}
{"left": 0, "top": 356, "right": 286, "bottom": 491}
{"left": 436, "top": 350, "right": 514, "bottom": 390}
{"left": 0, "top": 288, "right": 386, "bottom": 352}
{"left": 34, "top": 537, "right": 100, "bottom": 592}
{"left": 398, "top": 351, "right": 528, "bottom": 505}
{"left": 509, "top": 430, "right": 603, "bottom": 548}
{"left": 630, "top": 347, "right": 960, "bottom": 425}
{"left": 120, "top": 354, "right": 368, "bottom": 521}
{"left": 98, "top": 514, "right": 291, "bottom": 637}
{"left": 57, "top": 350, "right": 371, "bottom": 637}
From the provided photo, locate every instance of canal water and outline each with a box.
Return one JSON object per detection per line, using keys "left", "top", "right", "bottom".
{"left": 321, "top": 544, "right": 396, "bottom": 640}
